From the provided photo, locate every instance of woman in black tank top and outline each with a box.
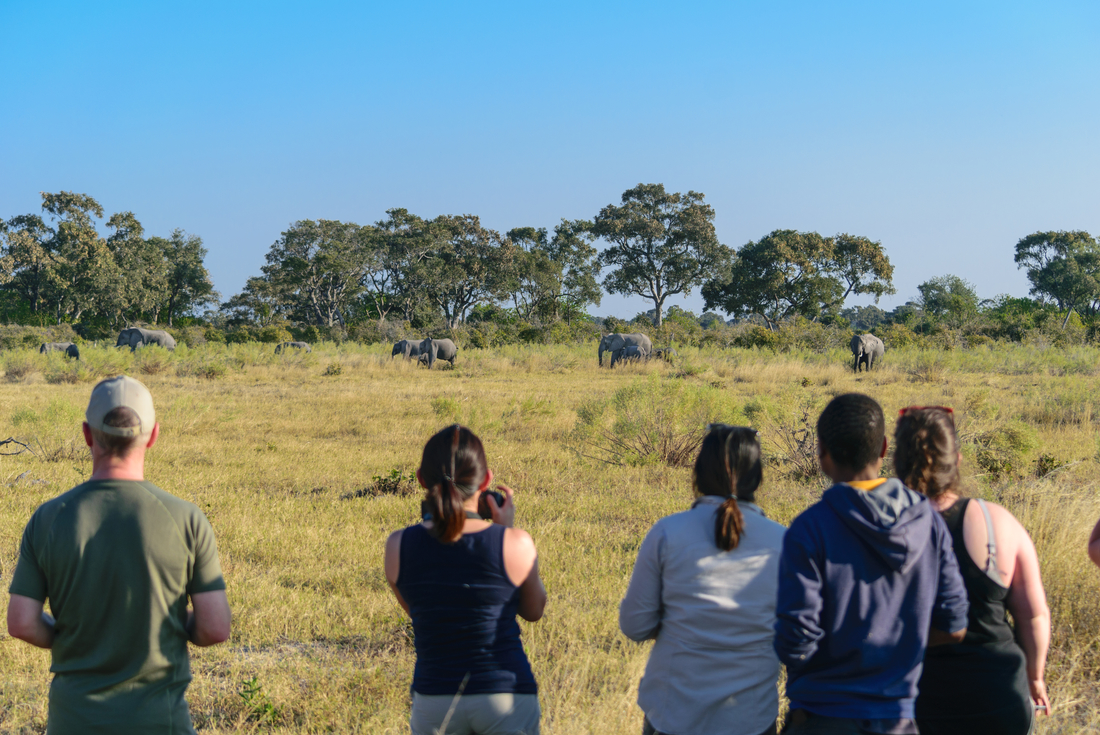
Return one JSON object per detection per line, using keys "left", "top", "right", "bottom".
{"left": 383, "top": 425, "right": 548, "bottom": 735}
{"left": 893, "top": 407, "right": 1051, "bottom": 735}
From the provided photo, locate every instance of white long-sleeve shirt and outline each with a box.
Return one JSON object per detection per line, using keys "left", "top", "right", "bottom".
{"left": 619, "top": 495, "right": 787, "bottom": 735}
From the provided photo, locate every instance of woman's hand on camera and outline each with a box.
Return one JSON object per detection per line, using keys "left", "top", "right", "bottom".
{"left": 487, "top": 485, "right": 516, "bottom": 528}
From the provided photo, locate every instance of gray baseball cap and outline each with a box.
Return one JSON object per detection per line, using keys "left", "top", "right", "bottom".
{"left": 86, "top": 376, "right": 156, "bottom": 437}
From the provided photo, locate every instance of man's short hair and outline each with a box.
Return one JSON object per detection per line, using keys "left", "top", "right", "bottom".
{"left": 89, "top": 407, "right": 144, "bottom": 457}
{"left": 817, "top": 393, "right": 886, "bottom": 472}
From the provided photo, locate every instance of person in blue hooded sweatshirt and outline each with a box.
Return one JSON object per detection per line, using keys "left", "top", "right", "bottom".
{"left": 774, "top": 393, "right": 969, "bottom": 735}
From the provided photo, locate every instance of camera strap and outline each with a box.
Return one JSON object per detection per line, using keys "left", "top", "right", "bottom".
{"left": 464, "top": 511, "right": 483, "bottom": 520}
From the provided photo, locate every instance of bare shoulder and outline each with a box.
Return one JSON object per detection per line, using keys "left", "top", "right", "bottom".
{"left": 981, "top": 501, "right": 1028, "bottom": 534}
{"left": 504, "top": 527, "right": 536, "bottom": 550}
{"left": 384, "top": 528, "right": 405, "bottom": 585}
{"left": 385, "top": 528, "right": 405, "bottom": 550}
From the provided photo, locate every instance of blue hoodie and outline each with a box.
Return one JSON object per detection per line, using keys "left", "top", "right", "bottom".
{"left": 773, "top": 479, "right": 968, "bottom": 719}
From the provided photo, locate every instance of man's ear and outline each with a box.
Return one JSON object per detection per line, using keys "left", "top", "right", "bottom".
{"left": 879, "top": 436, "right": 888, "bottom": 459}
{"left": 145, "top": 423, "right": 160, "bottom": 449}
{"left": 82, "top": 422, "right": 93, "bottom": 449}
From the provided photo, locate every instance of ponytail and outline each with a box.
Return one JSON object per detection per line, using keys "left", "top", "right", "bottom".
{"left": 694, "top": 425, "right": 762, "bottom": 552}
{"left": 894, "top": 409, "right": 959, "bottom": 499}
{"left": 714, "top": 496, "right": 745, "bottom": 552}
{"left": 419, "top": 424, "right": 488, "bottom": 544}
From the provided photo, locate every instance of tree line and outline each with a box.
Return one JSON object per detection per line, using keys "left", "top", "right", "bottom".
{"left": 0, "top": 192, "right": 215, "bottom": 333}
{"left": 2, "top": 187, "right": 1098, "bottom": 346}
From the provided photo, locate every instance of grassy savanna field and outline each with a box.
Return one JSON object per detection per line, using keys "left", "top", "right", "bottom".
{"left": 0, "top": 342, "right": 1097, "bottom": 733}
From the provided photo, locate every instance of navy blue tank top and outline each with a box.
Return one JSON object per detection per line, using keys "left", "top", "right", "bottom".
{"left": 396, "top": 523, "right": 537, "bottom": 696}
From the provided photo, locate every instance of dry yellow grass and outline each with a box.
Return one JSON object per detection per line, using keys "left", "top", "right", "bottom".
{"left": 0, "top": 342, "right": 1096, "bottom": 733}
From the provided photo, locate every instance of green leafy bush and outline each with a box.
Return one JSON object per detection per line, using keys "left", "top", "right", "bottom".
{"left": 972, "top": 421, "right": 1038, "bottom": 478}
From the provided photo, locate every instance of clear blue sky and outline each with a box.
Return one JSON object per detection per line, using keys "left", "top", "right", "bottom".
{"left": 3, "top": 1, "right": 1098, "bottom": 318}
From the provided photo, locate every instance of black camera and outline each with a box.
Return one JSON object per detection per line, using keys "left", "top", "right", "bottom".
{"left": 477, "top": 490, "right": 505, "bottom": 520}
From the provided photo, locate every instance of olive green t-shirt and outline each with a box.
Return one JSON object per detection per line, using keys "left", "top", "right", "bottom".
{"left": 9, "top": 480, "right": 226, "bottom": 735}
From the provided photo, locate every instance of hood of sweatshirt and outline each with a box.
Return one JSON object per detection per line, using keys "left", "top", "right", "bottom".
{"left": 823, "top": 478, "right": 932, "bottom": 574}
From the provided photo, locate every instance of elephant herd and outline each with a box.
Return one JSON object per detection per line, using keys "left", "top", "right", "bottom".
{"left": 391, "top": 337, "right": 458, "bottom": 369}
{"left": 597, "top": 333, "right": 678, "bottom": 368}
{"left": 38, "top": 328, "right": 179, "bottom": 360}
{"left": 595, "top": 332, "right": 886, "bottom": 372}
{"left": 35, "top": 329, "right": 887, "bottom": 373}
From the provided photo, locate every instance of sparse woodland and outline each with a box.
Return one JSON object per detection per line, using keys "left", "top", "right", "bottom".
{"left": 3, "top": 188, "right": 1100, "bottom": 733}
{"left": 6, "top": 189, "right": 1100, "bottom": 353}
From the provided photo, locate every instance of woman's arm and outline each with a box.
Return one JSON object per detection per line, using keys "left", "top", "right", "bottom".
{"left": 503, "top": 528, "right": 546, "bottom": 622}
{"left": 618, "top": 525, "right": 664, "bottom": 642}
{"left": 1089, "top": 516, "right": 1100, "bottom": 568}
{"left": 1005, "top": 517, "right": 1052, "bottom": 715}
{"left": 383, "top": 529, "right": 411, "bottom": 616}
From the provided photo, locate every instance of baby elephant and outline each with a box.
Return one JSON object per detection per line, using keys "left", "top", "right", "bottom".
{"left": 850, "top": 334, "right": 885, "bottom": 372}
{"left": 653, "top": 348, "right": 678, "bottom": 362}
{"left": 275, "top": 341, "right": 312, "bottom": 354}
{"left": 610, "top": 345, "right": 648, "bottom": 367}
{"left": 40, "top": 342, "right": 80, "bottom": 360}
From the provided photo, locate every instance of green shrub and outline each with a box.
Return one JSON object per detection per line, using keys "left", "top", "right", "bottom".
{"left": 972, "top": 421, "right": 1038, "bottom": 478}
{"left": 732, "top": 325, "right": 780, "bottom": 350}
{"left": 878, "top": 323, "right": 920, "bottom": 349}
{"left": 571, "top": 376, "right": 737, "bottom": 467}
{"left": 290, "top": 325, "right": 322, "bottom": 344}
{"left": 204, "top": 327, "right": 226, "bottom": 344}
{"left": 256, "top": 325, "right": 293, "bottom": 344}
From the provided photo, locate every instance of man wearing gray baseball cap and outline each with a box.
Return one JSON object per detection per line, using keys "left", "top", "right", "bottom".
{"left": 7, "top": 375, "right": 231, "bottom": 734}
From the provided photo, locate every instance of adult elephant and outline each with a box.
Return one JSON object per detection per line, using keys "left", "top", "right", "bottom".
{"left": 116, "top": 328, "right": 177, "bottom": 352}
{"left": 610, "top": 344, "right": 648, "bottom": 368}
{"left": 392, "top": 339, "right": 422, "bottom": 360}
{"left": 40, "top": 342, "right": 80, "bottom": 359}
{"left": 598, "top": 333, "right": 653, "bottom": 366}
{"left": 850, "top": 333, "right": 885, "bottom": 372}
{"left": 275, "top": 341, "right": 312, "bottom": 354}
{"left": 421, "top": 337, "right": 458, "bottom": 369}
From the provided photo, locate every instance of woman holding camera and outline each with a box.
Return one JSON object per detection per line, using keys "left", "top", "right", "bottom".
{"left": 384, "top": 424, "right": 547, "bottom": 735}
{"left": 619, "top": 425, "right": 786, "bottom": 735}
{"left": 895, "top": 407, "right": 1051, "bottom": 735}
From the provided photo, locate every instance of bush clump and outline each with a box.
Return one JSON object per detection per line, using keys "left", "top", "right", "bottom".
{"left": 572, "top": 376, "right": 737, "bottom": 467}
{"left": 972, "top": 421, "right": 1039, "bottom": 478}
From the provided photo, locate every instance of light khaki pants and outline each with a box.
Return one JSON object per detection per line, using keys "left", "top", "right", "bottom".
{"left": 410, "top": 692, "right": 540, "bottom": 735}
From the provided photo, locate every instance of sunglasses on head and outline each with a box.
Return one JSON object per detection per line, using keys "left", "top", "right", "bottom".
{"left": 898, "top": 405, "right": 954, "bottom": 418}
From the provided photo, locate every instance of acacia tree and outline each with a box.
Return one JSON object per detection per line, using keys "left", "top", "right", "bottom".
{"left": 423, "top": 215, "right": 512, "bottom": 328}
{"left": 703, "top": 230, "right": 894, "bottom": 329}
{"left": 1014, "top": 230, "right": 1100, "bottom": 328}
{"left": 161, "top": 229, "right": 217, "bottom": 326}
{"left": 259, "top": 219, "right": 370, "bottom": 328}
{"left": 916, "top": 275, "right": 981, "bottom": 328}
{"left": 503, "top": 222, "right": 601, "bottom": 324}
{"left": 545, "top": 219, "right": 601, "bottom": 323}
{"left": 107, "top": 212, "right": 166, "bottom": 326}
{"left": 368, "top": 209, "right": 436, "bottom": 324}
{"left": 592, "top": 184, "right": 728, "bottom": 327}
{"left": 504, "top": 227, "right": 559, "bottom": 322}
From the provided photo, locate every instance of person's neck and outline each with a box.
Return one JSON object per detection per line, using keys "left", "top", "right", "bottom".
{"left": 930, "top": 490, "right": 959, "bottom": 511}
{"left": 827, "top": 462, "right": 883, "bottom": 484}
{"left": 89, "top": 456, "right": 146, "bottom": 482}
